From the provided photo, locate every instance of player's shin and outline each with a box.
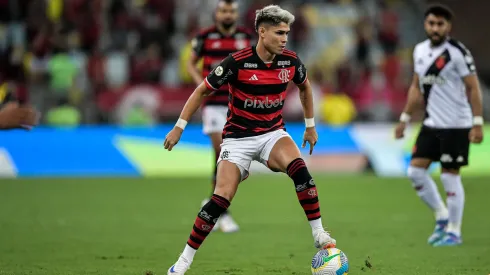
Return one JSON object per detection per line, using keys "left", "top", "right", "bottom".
{"left": 185, "top": 194, "right": 230, "bottom": 259}
{"left": 407, "top": 166, "right": 448, "bottom": 220}
{"left": 440, "top": 173, "right": 465, "bottom": 236}
{"left": 286, "top": 158, "right": 322, "bottom": 230}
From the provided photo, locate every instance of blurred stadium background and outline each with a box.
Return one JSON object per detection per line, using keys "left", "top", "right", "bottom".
{"left": 0, "top": 0, "right": 489, "bottom": 274}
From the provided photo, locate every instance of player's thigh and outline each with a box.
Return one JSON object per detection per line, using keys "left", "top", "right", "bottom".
{"left": 215, "top": 160, "right": 242, "bottom": 202}
{"left": 411, "top": 126, "right": 439, "bottom": 168}
{"left": 215, "top": 138, "right": 255, "bottom": 200}
{"left": 439, "top": 128, "right": 471, "bottom": 172}
{"left": 261, "top": 130, "right": 301, "bottom": 173}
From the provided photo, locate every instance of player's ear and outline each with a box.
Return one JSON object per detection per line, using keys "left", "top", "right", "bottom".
{"left": 259, "top": 26, "right": 266, "bottom": 38}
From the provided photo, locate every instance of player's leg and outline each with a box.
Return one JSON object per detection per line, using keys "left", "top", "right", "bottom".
{"left": 408, "top": 126, "right": 448, "bottom": 244}
{"left": 261, "top": 130, "right": 336, "bottom": 249}
{"left": 201, "top": 106, "right": 239, "bottom": 233}
{"left": 433, "top": 128, "right": 470, "bottom": 247}
{"left": 168, "top": 142, "right": 251, "bottom": 274}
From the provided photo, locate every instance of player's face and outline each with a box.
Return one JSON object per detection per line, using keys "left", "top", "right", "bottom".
{"left": 215, "top": 2, "right": 238, "bottom": 30}
{"left": 424, "top": 14, "right": 451, "bottom": 46}
{"left": 260, "top": 22, "right": 290, "bottom": 55}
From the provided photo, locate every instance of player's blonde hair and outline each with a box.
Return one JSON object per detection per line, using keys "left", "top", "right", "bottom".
{"left": 254, "top": 5, "right": 295, "bottom": 32}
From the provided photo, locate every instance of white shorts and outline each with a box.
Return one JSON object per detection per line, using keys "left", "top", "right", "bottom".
{"left": 217, "top": 129, "right": 292, "bottom": 181}
{"left": 202, "top": 106, "right": 228, "bottom": 135}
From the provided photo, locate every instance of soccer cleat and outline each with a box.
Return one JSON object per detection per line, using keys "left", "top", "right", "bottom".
{"left": 218, "top": 213, "right": 239, "bottom": 233}
{"left": 432, "top": 232, "right": 462, "bottom": 247}
{"left": 428, "top": 219, "right": 448, "bottom": 245}
{"left": 313, "top": 229, "right": 337, "bottom": 249}
{"left": 168, "top": 255, "right": 192, "bottom": 274}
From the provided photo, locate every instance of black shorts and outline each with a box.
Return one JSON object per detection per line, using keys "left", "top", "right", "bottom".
{"left": 412, "top": 126, "right": 471, "bottom": 169}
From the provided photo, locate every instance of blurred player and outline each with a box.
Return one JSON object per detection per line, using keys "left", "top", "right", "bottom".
{"left": 187, "top": 0, "right": 253, "bottom": 233}
{"left": 0, "top": 86, "right": 38, "bottom": 130}
{"left": 164, "top": 5, "right": 336, "bottom": 274}
{"left": 395, "top": 4, "right": 484, "bottom": 247}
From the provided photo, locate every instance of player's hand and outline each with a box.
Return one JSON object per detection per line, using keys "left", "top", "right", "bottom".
{"left": 469, "top": 125, "right": 483, "bottom": 144}
{"left": 0, "top": 102, "right": 39, "bottom": 130}
{"left": 394, "top": 122, "right": 406, "bottom": 139}
{"left": 163, "top": 126, "right": 184, "bottom": 151}
{"left": 302, "top": 127, "right": 318, "bottom": 155}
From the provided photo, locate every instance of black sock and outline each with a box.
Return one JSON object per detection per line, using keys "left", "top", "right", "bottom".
{"left": 187, "top": 194, "right": 230, "bottom": 249}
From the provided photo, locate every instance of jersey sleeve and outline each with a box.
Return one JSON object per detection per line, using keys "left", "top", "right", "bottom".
{"left": 454, "top": 48, "right": 477, "bottom": 77}
{"left": 190, "top": 34, "right": 204, "bottom": 57}
{"left": 292, "top": 57, "right": 308, "bottom": 85}
{"left": 204, "top": 55, "right": 238, "bottom": 91}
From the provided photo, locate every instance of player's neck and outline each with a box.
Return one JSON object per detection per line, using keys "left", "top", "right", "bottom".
{"left": 216, "top": 24, "right": 236, "bottom": 36}
{"left": 255, "top": 41, "right": 275, "bottom": 63}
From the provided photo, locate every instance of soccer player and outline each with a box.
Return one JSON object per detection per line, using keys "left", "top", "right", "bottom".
{"left": 0, "top": 88, "right": 38, "bottom": 130}
{"left": 187, "top": 0, "right": 253, "bottom": 233}
{"left": 395, "top": 4, "right": 484, "bottom": 247}
{"left": 164, "top": 5, "right": 336, "bottom": 274}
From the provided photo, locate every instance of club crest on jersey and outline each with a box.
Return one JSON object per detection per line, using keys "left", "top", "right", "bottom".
{"left": 278, "top": 69, "right": 290, "bottom": 83}
{"left": 435, "top": 56, "right": 446, "bottom": 69}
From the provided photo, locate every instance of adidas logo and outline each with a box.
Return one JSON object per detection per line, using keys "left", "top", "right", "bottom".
{"left": 249, "top": 74, "right": 258, "bottom": 81}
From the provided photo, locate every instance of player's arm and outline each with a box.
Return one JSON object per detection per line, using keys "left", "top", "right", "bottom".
{"left": 292, "top": 58, "right": 316, "bottom": 154}
{"left": 455, "top": 47, "right": 484, "bottom": 143}
{"left": 187, "top": 36, "right": 205, "bottom": 85}
{"left": 394, "top": 73, "right": 421, "bottom": 139}
{"left": 297, "top": 79, "right": 314, "bottom": 125}
{"left": 164, "top": 55, "right": 237, "bottom": 151}
{"left": 401, "top": 73, "right": 422, "bottom": 119}
{"left": 464, "top": 75, "right": 484, "bottom": 143}
{"left": 464, "top": 75, "right": 483, "bottom": 119}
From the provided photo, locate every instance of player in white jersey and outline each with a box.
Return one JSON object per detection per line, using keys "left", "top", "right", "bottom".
{"left": 395, "top": 4, "right": 484, "bottom": 247}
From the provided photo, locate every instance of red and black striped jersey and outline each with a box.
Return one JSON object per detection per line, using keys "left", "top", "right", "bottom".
{"left": 192, "top": 26, "right": 253, "bottom": 106}
{"left": 204, "top": 46, "right": 308, "bottom": 139}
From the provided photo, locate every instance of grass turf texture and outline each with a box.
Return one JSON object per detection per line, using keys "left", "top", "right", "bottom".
{"left": 0, "top": 175, "right": 489, "bottom": 275}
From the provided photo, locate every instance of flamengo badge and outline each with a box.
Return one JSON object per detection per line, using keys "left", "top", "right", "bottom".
{"left": 278, "top": 69, "right": 290, "bottom": 83}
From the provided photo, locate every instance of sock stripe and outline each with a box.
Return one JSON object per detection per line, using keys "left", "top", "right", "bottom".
{"left": 212, "top": 197, "right": 229, "bottom": 209}
{"left": 287, "top": 160, "right": 306, "bottom": 177}
{"left": 307, "top": 212, "right": 321, "bottom": 221}
{"left": 189, "top": 234, "right": 204, "bottom": 244}
{"left": 187, "top": 240, "right": 200, "bottom": 250}
{"left": 286, "top": 158, "right": 303, "bottom": 171}
{"left": 289, "top": 164, "right": 306, "bottom": 177}
{"left": 301, "top": 203, "right": 320, "bottom": 211}
{"left": 287, "top": 161, "right": 302, "bottom": 176}
{"left": 297, "top": 188, "right": 318, "bottom": 200}
{"left": 300, "top": 197, "right": 319, "bottom": 205}
{"left": 192, "top": 225, "right": 208, "bottom": 238}
{"left": 305, "top": 208, "right": 320, "bottom": 214}
{"left": 211, "top": 194, "right": 230, "bottom": 208}
{"left": 286, "top": 158, "right": 305, "bottom": 176}
{"left": 194, "top": 216, "right": 213, "bottom": 233}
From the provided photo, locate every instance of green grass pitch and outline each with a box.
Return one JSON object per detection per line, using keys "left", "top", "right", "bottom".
{"left": 0, "top": 174, "right": 489, "bottom": 275}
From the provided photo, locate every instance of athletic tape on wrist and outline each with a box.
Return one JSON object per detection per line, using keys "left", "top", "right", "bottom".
{"left": 305, "top": 118, "right": 315, "bottom": 128}
{"left": 175, "top": 118, "right": 188, "bottom": 130}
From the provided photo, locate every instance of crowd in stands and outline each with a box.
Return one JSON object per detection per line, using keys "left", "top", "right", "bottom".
{"left": 0, "top": 0, "right": 415, "bottom": 127}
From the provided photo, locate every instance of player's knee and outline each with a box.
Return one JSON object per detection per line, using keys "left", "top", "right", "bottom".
{"left": 441, "top": 167, "right": 460, "bottom": 175}
{"left": 407, "top": 165, "right": 427, "bottom": 182}
{"left": 286, "top": 158, "right": 312, "bottom": 182}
